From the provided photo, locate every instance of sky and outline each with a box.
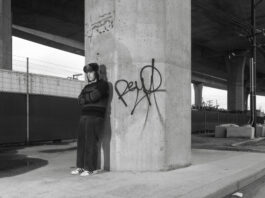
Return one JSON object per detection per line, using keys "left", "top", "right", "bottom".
{"left": 191, "top": 85, "right": 265, "bottom": 112}
{"left": 12, "top": 36, "right": 85, "bottom": 80}
{"left": 191, "top": 85, "right": 227, "bottom": 109}
{"left": 12, "top": 36, "right": 265, "bottom": 112}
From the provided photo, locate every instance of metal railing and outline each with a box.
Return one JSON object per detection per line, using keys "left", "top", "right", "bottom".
{"left": 191, "top": 109, "right": 264, "bottom": 133}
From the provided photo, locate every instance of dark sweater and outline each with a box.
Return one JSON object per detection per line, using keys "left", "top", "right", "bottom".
{"left": 78, "top": 80, "right": 109, "bottom": 117}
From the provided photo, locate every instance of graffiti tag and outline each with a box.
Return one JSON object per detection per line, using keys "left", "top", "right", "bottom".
{"left": 115, "top": 59, "right": 166, "bottom": 115}
{"left": 86, "top": 11, "right": 114, "bottom": 41}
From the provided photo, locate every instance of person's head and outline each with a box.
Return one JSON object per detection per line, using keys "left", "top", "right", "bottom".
{"left": 83, "top": 63, "right": 99, "bottom": 82}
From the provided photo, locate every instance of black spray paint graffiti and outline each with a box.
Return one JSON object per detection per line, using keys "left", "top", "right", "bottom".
{"left": 86, "top": 11, "right": 114, "bottom": 41}
{"left": 115, "top": 59, "right": 166, "bottom": 116}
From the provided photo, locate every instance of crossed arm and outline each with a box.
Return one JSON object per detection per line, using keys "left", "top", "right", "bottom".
{"left": 78, "top": 82, "right": 108, "bottom": 105}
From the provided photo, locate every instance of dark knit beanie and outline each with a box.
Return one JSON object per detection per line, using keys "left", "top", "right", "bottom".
{"left": 83, "top": 63, "right": 99, "bottom": 73}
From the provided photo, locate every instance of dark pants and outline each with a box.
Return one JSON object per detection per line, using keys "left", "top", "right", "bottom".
{"left": 76, "top": 115, "right": 104, "bottom": 171}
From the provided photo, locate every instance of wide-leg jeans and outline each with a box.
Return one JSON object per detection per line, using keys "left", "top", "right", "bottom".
{"left": 76, "top": 115, "right": 104, "bottom": 171}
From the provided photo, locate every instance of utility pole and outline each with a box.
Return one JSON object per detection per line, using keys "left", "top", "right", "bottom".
{"left": 250, "top": 0, "right": 257, "bottom": 135}
{"left": 26, "top": 57, "right": 29, "bottom": 144}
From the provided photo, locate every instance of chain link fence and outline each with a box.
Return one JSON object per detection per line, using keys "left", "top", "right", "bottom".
{"left": 192, "top": 109, "right": 265, "bottom": 133}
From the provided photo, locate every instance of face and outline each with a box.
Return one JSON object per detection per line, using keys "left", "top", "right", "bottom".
{"left": 86, "top": 71, "right": 96, "bottom": 82}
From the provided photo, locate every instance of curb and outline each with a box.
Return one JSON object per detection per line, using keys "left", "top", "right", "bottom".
{"left": 179, "top": 160, "right": 265, "bottom": 198}
{"left": 231, "top": 137, "right": 265, "bottom": 147}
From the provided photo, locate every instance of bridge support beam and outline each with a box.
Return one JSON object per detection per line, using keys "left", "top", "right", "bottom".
{"left": 193, "top": 83, "right": 203, "bottom": 107}
{"left": 0, "top": 0, "right": 12, "bottom": 70}
{"left": 85, "top": 0, "right": 191, "bottom": 171}
{"left": 226, "top": 56, "right": 246, "bottom": 111}
{"left": 244, "top": 86, "right": 249, "bottom": 111}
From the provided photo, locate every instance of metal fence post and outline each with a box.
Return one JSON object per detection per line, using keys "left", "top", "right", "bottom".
{"left": 217, "top": 111, "right": 220, "bottom": 125}
{"left": 204, "top": 109, "right": 206, "bottom": 133}
{"left": 26, "top": 57, "right": 29, "bottom": 144}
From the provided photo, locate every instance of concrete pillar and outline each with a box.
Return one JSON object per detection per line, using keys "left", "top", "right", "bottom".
{"left": 0, "top": 0, "right": 12, "bottom": 70}
{"left": 226, "top": 56, "right": 246, "bottom": 111}
{"left": 85, "top": 0, "right": 191, "bottom": 171}
{"left": 193, "top": 83, "right": 203, "bottom": 107}
{"left": 244, "top": 86, "right": 249, "bottom": 111}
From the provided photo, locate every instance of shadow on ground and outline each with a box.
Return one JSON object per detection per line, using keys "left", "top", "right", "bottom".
{"left": 28, "top": 140, "right": 75, "bottom": 146}
{"left": 0, "top": 147, "right": 48, "bottom": 178}
{"left": 39, "top": 146, "right": 77, "bottom": 153}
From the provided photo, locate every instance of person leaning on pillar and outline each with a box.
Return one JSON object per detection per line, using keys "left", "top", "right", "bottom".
{"left": 71, "top": 63, "right": 109, "bottom": 176}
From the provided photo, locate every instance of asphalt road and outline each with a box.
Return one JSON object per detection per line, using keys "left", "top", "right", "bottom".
{"left": 225, "top": 174, "right": 265, "bottom": 198}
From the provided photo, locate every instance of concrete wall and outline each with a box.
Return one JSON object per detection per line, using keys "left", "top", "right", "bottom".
{"left": 0, "top": 69, "right": 85, "bottom": 98}
{"left": 85, "top": 0, "right": 191, "bottom": 171}
{"left": 0, "top": 0, "right": 12, "bottom": 70}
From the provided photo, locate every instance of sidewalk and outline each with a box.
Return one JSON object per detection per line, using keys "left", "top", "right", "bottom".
{"left": 1, "top": 142, "right": 265, "bottom": 198}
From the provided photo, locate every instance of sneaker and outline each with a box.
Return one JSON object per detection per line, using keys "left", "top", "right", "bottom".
{"left": 71, "top": 168, "right": 84, "bottom": 175}
{"left": 80, "top": 170, "right": 93, "bottom": 176}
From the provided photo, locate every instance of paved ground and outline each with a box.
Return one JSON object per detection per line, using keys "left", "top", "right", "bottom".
{"left": 1, "top": 142, "right": 265, "bottom": 197}
{"left": 192, "top": 134, "right": 265, "bottom": 153}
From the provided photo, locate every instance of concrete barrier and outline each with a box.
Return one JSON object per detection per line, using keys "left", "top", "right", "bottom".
{"left": 256, "top": 125, "right": 265, "bottom": 137}
{"left": 215, "top": 126, "right": 227, "bottom": 138}
{"left": 215, "top": 124, "right": 239, "bottom": 138}
{"left": 226, "top": 126, "right": 255, "bottom": 139}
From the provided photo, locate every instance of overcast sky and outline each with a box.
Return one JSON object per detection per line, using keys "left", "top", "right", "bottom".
{"left": 191, "top": 85, "right": 265, "bottom": 112}
{"left": 12, "top": 36, "right": 85, "bottom": 80}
